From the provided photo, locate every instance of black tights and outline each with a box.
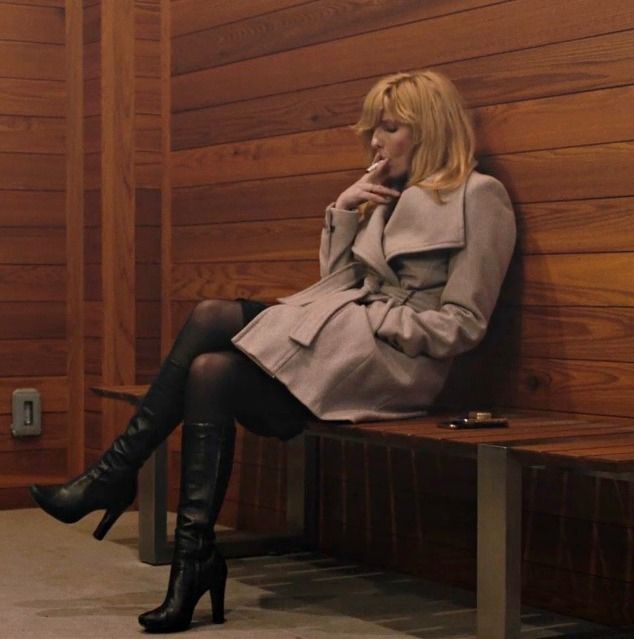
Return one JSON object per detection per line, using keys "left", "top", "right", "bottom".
{"left": 167, "top": 299, "right": 310, "bottom": 438}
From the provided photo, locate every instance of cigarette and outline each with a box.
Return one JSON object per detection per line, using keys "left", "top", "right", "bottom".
{"left": 366, "top": 160, "right": 383, "bottom": 173}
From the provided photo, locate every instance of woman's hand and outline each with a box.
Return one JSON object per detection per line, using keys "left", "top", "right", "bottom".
{"left": 334, "top": 158, "right": 401, "bottom": 210}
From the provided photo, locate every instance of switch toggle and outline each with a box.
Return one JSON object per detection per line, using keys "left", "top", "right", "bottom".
{"left": 11, "top": 388, "right": 42, "bottom": 437}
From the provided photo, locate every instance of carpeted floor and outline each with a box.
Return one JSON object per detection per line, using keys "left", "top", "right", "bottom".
{"left": 2, "top": 508, "right": 631, "bottom": 639}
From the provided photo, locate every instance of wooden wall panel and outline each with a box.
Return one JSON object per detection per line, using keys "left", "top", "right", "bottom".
{"left": 172, "top": 0, "right": 634, "bottom": 111}
{"left": 169, "top": 0, "right": 634, "bottom": 624}
{"left": 0, "top": 3, "right": 64, "bottom": 43}
{"left": 172, "top": 0, "right": 508, "bottom": 75}
{"left": 0, "top": 1, "right": 69, "bottom": 492}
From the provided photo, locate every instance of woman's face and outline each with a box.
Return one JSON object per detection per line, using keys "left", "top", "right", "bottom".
{"left": 370, "top": 115, "right": 415, "bottom": 180}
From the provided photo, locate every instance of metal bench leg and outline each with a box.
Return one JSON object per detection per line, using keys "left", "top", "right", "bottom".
{"left": 285, "top": 432, "right": 320, "bottom": 546}
{"left": 477, "top": 444, "right": 522, "bottom": 639}
{"left": 138, "top": 442, "right": 171, "bottom": 565}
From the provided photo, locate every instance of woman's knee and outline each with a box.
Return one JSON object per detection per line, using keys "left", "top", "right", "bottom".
{"left": 188, "top": 351, "right": 241, "bottom": 390}
{"left": 189, "top": 299, "right": 236, "bottom": 329}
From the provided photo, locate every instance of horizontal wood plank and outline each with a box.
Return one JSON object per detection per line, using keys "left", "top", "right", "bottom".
{"left": 0, "top": 115, "right": 66, "bottom": 155}
{"left": 0, "top": 228, "right": 65, "bottom": 264}
{"left": 6, "top": 0, "right": 64, "bottom": 6}
{"left": 494, "top": 357, "right": 634, "bottom": 417}
{"left": 0, "top": 41, "right": 64, "bottom": 81}
{"left": 0, "top": 3, "right": 64, "bottom": 44}
{"left": 171, "top": 127, "right": 363, "bottom": 187}
{"left": 84, "top": 226, "right": 159, "bottom": 264}
{"left": 482, "top": 141, "right": 634, "bottom": 203}
{"left": 174, "top": 29, "right": 634, "bottom": 148}
{"left": 489, "top": 306, "right": 634, "bottom": 364}
{"left": 0, "top": 152, "right": 64, "bottom": 189}
{"left": 517, "top": 197, "right": 634, "bottom": 254}
{"left": 475, "top": 84, "right": 634, "bottom": 155}
{"left": 171, "top": 260, "right": 319, "bottom": 303}
{"left": 0, "top": 447, "right": 66, "bottom": 476}
{"left": 173, "top": 217, "right": 320, "bottom": 263}
{"left": 0, "top": 265, "right": 65, "bottom": 300}
{"left": 0, "top": 78, "right": 64, "bottom": 116}
{"left": 503, "top": 253, "right": 634, "bottom": 306}
{"left": 173, "top": 195, "right": 634, "bottom": 262}
{"left": 172, "top": 171, "right": 357, "bottom": 225}
{"left": 0, "top": 302, "right": 65, "bottom": 339}
{"left": 0, "top": 376, "right": 67, "bottom": 414}
{"left": 172, "top": 0, "right": 507, "bottom": 75}
{"left": 0, "top": 411, "right": 67, "bottom": 452}
{"left": 172, "top": 0, "right": 634, "bottom": 111}
{"left": 171, "top": 0, "right": 306, "bottom": 37}
{"left": 0, "top": 190, "right": 64, "bottom": 225}
{"left": 0, "top": 339, "right": 66, "bottom": 376}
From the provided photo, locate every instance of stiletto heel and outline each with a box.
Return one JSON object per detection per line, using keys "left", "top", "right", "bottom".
{"left": 93, "top": 502, "right": 127, "bottom": 540}
{"left": 210, "top": 556, "right": 227, "bottom": 624}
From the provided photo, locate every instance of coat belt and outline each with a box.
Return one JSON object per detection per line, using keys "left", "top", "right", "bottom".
{"left": 288, "top": 285, "right": 371, "bottom": 347}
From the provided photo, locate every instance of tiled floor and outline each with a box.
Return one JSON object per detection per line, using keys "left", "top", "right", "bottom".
{"left": 2, "top": 508, "right": 631, "bottom": 638}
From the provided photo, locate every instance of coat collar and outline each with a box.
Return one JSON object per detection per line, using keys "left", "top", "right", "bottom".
{"left": 352, "top": 180, "right": 467, "bottom": 284}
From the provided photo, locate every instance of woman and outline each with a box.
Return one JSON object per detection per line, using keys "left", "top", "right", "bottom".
{"left": 29, "top": 70, "right": 516, "bottom": 633}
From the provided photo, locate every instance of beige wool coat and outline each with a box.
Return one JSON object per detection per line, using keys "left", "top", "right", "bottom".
{"left": 232, "top": 170, "right": 516, "bottom": 422}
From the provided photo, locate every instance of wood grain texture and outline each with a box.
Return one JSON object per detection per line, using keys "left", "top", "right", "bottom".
{"left": 0, "top": 190, "right": 65, "bottom": 225}
{"left": 66, "top": 0, "right": 85, "bottom": 475}
{"left": 171, "top": 127, "right": 363, "bottom": 187}
{"left": 0, "top": 376, "right": 67, "bottom": 414}
{"left": 172, "top": 0, "right": 508, "bottom": 75}
{"left": 172, "top": 171, "right": 357, "bottom": 225}
{"left": 5, "top": 0, "right": 64, "bottom": 6}
{"left": 171, "top": 0, "right": 306, "bottom": 37}
{"left": 0, "top": 78, "right": 64, "bottom": 116}
{"left": 173, "top": 217, "right": 320, "bottom": 263}
{"left": 0, "top": 412, "right": 67, "bottom": 452}
{"left": 0, "top": 339, "right": 66, "bottom": 376}
{"left": 0, "top": 448, "right": 67, "bottom": 477}
{"left": 503, "top": 253, "right": 634, "bottom": 307}
{"left": 171, "top": 260, "right": 319, "bottom": 303}
{"left": 482, "top": 141, "right": 634, "bottom": 203}
{"left": 172, "top": 0, "right": 634, "bottom": 111}
{"left": 0, "top": 228, "right": 65, "bottom": 264}
{"left": 0, "top": 3, "right": 64, "bottom": 44}
{"left": 495, "top": 357, "right": 634, "bottom": 418}
{"left": 0, "top": 152, "right": 64, "bottom": 189}
{"left": 173, "top": 29, "right": 634, "bottom": 148}
{"left": 487, "top": 307, "right": 634, "bottom": 363}
{"left": 0, "top": 42, "right": 64, "bottom": 80}
{"left": 0, "top": 265, "right": 65, "bottom": 300}
{"left": 0, "top": 302, "right": 65, "bottom": 338}
{"left": 517, "top": 198, "right": 634, "bottom": 254}
{"left": 0, "top": 115, "right": 66, "bottom": 155}
{"left": 101, "top": 0, "right": 136, "bottom": 446}
{"left": 475, "top": 84, "right": 634, "bottom": 155}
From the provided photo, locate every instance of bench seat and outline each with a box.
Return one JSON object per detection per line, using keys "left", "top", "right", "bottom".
{"left": 91, "top": 383, "right": 634, "bottom": 639}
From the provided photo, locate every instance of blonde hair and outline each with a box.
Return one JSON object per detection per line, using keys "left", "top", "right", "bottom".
{"left": 353, "top": 70, "right": 476, "bottom": 203}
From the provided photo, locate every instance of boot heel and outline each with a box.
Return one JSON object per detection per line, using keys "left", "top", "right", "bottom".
{"left": 93, "top": 503, "right": 126, "bottom": 540}
{"left": 210, "top": 557, "right": 228, "bottom": 624}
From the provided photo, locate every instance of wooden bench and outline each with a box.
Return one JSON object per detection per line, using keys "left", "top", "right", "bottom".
{"left": 92, "top": 384, "right": 634, "bottom": 639}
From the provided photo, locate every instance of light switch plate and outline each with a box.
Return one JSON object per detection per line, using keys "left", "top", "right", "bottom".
{"left": 11, "top": 388, "right": 42, "bottom": 437}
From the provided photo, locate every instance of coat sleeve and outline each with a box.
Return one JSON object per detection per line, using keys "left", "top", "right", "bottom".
{"left": 319, "top": 204, "right": 361, "bottom": 277}
{"left": 375, "top": 176, "right": 516, "bottom": 359}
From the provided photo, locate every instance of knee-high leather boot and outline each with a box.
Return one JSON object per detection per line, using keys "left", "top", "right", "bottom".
{"left": 29, "top": 358, "right": 188, "bottom": 540}
{"left": 138, "top": 418, "right": 235, "bottom": 633}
